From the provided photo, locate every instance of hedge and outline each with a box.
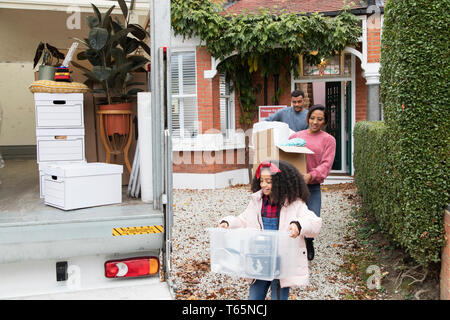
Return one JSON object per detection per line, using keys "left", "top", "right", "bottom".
{"left": 354, "top": 0, "right": 450, "bottom": 265}
{"left": 353, "top": 122, "right": 391, "bottom": 231}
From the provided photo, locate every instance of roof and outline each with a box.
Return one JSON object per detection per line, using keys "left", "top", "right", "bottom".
{"left": 223, "top": 0, "right": 370, "bottom": 15}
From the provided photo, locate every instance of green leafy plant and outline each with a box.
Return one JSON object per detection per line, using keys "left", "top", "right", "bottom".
{"left": 33, "top": 42, "right": 65, "bottom": 68}
{"left": 72, "top": 0, "right": 149, "bottom": 105}
{"left": 354, "top": 121, "right": 447, "bottom": 265}
{"left": 377, "top": 0, "right": 449, "bottom": 265}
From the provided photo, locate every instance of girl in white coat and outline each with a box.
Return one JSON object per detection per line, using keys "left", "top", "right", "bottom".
{"left": 219, "top": 160, "right": 322, "bottom": 300}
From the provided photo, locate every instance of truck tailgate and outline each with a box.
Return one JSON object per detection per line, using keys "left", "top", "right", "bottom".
{"left": 0, "top": 203, "right": 164, "bottom": 264}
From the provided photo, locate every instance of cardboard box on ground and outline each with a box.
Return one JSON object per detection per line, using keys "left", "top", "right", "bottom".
{"left": 251, "top": 122, "right": 314, "bottom": 176}
{"left": 36, "top": 50, "right": 148, "bottom": 185}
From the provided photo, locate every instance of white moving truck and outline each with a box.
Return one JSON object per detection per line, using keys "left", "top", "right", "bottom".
{"left": 0, "top": 0, "right": 174, "bottom": 300}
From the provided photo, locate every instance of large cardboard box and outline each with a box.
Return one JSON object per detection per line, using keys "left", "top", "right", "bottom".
{"left": 43, "top": 162, "right": 123, "bottom": 210}
{"left": 251, "top": 126, "right": 313, "bottom": 175}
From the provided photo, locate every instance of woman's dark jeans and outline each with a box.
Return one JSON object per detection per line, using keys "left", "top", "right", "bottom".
{"left": 305, "top": 184, "right": 321, "bottom": 260}
{"left": 306, "top": 184, "right": 321, "bottom": 217}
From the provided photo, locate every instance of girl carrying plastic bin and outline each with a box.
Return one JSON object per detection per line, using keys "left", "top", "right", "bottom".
{"left": 218, "top": 160, "right": 322, "bottom": 300}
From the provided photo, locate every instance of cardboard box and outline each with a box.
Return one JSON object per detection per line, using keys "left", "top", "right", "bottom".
{"left": 38, "top": 161, "right": 87, "bottom": 198}
{"left": 36, "top": 128, "right": 85, "bottom": 163}
{"left": 34, "top": 93, "right": 84, "bottom": 129}
{"left": 43, "top": 162, "right": 123, "bottom": 210}
{"left": 251, "top": 126, "right": 314, "bottom": 175}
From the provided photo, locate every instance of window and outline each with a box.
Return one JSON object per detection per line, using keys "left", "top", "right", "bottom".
{"left": 219, "top": 72, "right": 235, "bottom": 137}
{"left": 298, "top": 53, "right": 352, "bottom": 79}
{"left": 171, "top": 51, "right": 198, "bottom": 137}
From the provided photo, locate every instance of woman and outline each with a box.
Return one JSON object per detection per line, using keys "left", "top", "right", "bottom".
{"left": 289, "top": 104, "right": 336, "bottom": 261}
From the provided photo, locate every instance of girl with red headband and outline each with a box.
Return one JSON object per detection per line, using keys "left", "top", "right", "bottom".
{"left": 218, "top": 160, "right": 322, "bottom": 300}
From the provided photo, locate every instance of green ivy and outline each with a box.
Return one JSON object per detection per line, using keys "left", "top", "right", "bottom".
{"left": 354, "top": 0, "right": 449, "bottom": 265}
{"left": 171, "top": 0, "right": 361, "bottom": 127}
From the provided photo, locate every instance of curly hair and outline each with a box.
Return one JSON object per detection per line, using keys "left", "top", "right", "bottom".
{"left": 251, "top": 160, "right": 310, "bottom": 206}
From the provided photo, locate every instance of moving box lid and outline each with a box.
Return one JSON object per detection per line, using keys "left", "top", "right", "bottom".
{"left": 278, "top": 145, "right": 314, "bottom": 154}
{"left": 43, "top": 162, "right": 123, "bottom": 177}
{"left": 34, "top": 93, "right": 84, "bottom": 101}
{"left": 39, "top": 160, "right": 87, "bottom": 171}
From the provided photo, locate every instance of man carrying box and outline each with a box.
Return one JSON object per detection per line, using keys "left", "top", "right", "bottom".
{"left": 264, "top": 90, "right": 309, "bottom": 132}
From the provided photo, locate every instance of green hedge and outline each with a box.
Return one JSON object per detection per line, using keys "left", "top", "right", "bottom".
{"left": 354, "top": 0, "right": 449, "bottom": 265}
{"left": 354, "top": 121, "right": 447, "bottom": 265}
{"left": 353, "top": 122, "right": 391, "bottom": 232}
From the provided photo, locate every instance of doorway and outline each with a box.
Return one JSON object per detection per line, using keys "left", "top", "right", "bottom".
{"left": 325, "top": 82, "right": 341, "bottom": 170}
{"left": 295, "top": 80, "right": 352, "bottom": 173}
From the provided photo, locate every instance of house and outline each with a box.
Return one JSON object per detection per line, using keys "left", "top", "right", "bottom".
{"left": 0, "top": 0, "right": 384, "bottom": 190}
{"left": 170, "top": 0, "right": 384, "bottom": 188}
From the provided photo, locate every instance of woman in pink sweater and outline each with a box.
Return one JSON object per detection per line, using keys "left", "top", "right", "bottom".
{"left": 289, "top": 104, "right": 336, "bottom": 261}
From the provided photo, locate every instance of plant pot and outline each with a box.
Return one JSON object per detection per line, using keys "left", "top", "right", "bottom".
{"left": 98, "top": 103, "right": 132, "bottom": 136}
{"left": 38, "top": 65, "right": 56, "bottom": 80}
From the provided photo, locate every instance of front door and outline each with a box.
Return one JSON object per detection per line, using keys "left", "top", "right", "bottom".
{"left": 325, "top": 82, "right": 341, "bottom": 170}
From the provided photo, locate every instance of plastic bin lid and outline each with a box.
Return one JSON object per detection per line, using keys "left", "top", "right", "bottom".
{"left": 43, "top": 162, "right": 123, "bottom": 177}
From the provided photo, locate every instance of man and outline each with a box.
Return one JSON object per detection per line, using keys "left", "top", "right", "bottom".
{"left": 264, "top": 90, "right": 308, "bottom": 132}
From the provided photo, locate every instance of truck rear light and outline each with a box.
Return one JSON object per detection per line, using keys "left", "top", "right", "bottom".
{"left": 105, "top": 256, "right": 159, "bottom": 278}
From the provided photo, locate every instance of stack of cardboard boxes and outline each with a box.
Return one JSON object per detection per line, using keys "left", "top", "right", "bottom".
{"left": 34, "top": 93, "right": 122, "bottom": 210}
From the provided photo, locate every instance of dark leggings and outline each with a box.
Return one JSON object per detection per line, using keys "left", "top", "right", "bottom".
{"left": 306, "top": 184, "right": 321, "bottom": 245}
{"left": 306, "top": 184, "right": 321, "bottom": 217}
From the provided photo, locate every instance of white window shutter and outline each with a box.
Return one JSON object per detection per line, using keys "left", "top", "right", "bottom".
{"left": 219, "top": 72, "right": 235, "bottom": 136}
{"left": 171, "top": 51, "right": 198, "bottom": 137}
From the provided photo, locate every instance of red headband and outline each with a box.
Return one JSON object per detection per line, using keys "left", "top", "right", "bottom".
{"left": 256, "top": 161, "right": 281, "bottom": 179}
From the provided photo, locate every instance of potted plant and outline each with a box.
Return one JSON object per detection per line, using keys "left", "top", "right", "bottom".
{"left": 71, "top": 0, "right": 149, "bottom": 136}
{"left": 33, "top": 42, "right": 66, "bottom": 80}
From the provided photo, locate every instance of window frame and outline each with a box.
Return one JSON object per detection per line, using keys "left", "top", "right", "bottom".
{"left": 170, "top": 50, "right": 198, "bottom": 138}
{"left": 219, "top": 72, "right": 235, "bottom": 138}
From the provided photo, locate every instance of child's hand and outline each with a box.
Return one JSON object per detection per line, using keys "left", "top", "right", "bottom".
{"left": 218, "top": 221, "right": 229, "bottom": 229}
{"left": 288, "top": 223, "right": 300, "bottom": 238}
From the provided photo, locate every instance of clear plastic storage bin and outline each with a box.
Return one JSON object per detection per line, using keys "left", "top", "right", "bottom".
{"left": 208, "top": 228, "right": 301, "bottom": 281}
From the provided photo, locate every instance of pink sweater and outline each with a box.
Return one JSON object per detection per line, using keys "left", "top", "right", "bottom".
{"left": 289, "top": 130, "right": 336, "bottom": 184}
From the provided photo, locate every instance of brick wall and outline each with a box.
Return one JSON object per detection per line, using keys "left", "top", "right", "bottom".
{"left": 367, "top": 28, "right": 381, "bottom": 63}
{"left": 367, "top": 14, "right": 382, "bottom": 64}
{"left": 196, "top": 46, "right": 215, "bottom": 133}
{"left": 441, "top": 207, "right": 450, "bottom": 300}
{"left": 355, "top": 58, "right": 367, "bottom": 122}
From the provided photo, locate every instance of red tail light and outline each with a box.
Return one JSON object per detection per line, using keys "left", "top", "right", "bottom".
{"left": 105, "top": 256, "right": 159, "bottom": 278}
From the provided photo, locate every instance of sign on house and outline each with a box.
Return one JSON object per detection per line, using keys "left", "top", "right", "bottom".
{"left": 258, "top": 106, "right": 287, "bottom": 121}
